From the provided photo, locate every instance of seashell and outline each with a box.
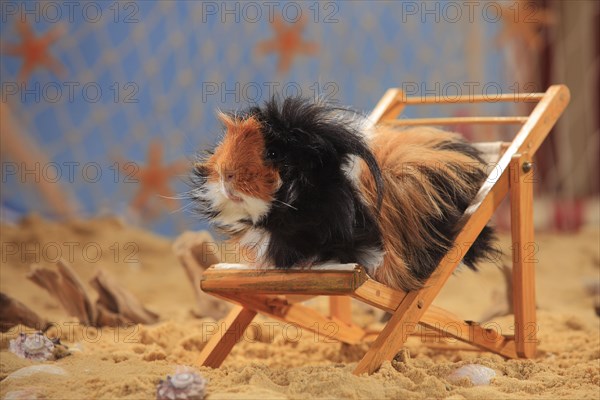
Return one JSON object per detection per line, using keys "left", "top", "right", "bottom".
{"left": 9, "top": 332, "right": 55, "bottom": 361}
{"left": 447, "top": 363, "right": 497, "bottom": 386}
{"left": 156, "top": 366, "right": 207, "bottom": 400}
{"left": 5, "top": 365, "right": 68, "bottom": 381}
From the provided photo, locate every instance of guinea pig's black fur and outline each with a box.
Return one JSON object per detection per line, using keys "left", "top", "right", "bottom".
{"left": 243, "top": 97, "right": 386, "bottom": 268}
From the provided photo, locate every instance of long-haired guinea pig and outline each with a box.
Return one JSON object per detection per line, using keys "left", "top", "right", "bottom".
{"left": 192, "top": 96, "right": 496, "bottom": 291}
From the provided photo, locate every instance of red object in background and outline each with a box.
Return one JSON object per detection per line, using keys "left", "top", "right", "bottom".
{"left": 553, "top": 199, "right": 584, "bottom": 232}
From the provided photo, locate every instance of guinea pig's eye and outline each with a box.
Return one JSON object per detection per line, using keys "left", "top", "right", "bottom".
{"left": 266, "top": 149, "right": 278, "bottom": 160}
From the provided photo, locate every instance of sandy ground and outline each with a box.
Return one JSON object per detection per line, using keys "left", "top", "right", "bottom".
{"left": 0, "top": 215, "right": 598, "bottom": 399}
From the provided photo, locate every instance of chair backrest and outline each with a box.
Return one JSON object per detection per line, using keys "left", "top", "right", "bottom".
{"left": 370, "top": 89, "right": 546, "bottom": 126}
{"left": 370, "top": 85, "right": 570, "bottom": 209}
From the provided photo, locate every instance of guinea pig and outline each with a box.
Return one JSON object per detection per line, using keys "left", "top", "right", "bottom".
{"left": 192, "top": 96, "right": 496, "bottom": 292}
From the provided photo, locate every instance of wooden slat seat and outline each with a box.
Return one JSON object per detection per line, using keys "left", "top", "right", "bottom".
{"left": 201, "top": 264, "right": 368, "bottom": 295}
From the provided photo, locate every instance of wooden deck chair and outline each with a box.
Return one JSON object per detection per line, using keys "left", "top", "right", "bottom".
{"left": 196, "top": 84, "right": 570, "bottom": 375}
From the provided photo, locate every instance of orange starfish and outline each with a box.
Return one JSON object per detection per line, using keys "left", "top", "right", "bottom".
{"left": 256, "top": 16, "right": 319, "bottom": 73}
{"left": 125, "top": 141, "right": 189, "bottom": 217}
{"left": 2, "top": 20, "right": 66, "bottom": 81}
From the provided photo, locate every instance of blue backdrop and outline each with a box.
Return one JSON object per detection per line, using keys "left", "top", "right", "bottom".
{"left": 1, "top": 1, "right": 525, "bottom": 236}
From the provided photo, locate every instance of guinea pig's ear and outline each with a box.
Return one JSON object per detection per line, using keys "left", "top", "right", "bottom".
{"left": 216, "top": 110, "right": 236, "bottom": 130}
{"left": 217, "top": 111, "right": 262, "bottom": 135}
{"left": 238, "top": 116, "right": 262, "bottom": 133}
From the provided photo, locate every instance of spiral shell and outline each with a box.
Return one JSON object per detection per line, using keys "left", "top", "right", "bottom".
{"left": 156, "top": 367, "right": 206, "bottom": 400}
{"left": 9, "top": 332, "right": 55, "bottom": 362}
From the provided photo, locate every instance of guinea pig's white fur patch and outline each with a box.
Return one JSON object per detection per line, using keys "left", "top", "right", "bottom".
{"left": 238, "top": 227, "right": 270, "bottom": 265}
{"left": 355, "top": 245, "right": 385, "bottom": 275}
{"left": 341, "top": 154, "right": 362, "bottom": 189}
{"left": 238, "top": 193, "right": 272, "bottom": 224}
{"left": 325, "top": 108, "right": 374, "bottom": 138}
{"left": 200, "top": 181, "right": 271, "bottom": 229}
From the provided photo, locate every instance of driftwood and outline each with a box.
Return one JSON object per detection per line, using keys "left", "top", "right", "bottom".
{"left": 90, "top": 269, "right": 159, "bottom": 326}
{"left": 26, "top": 259, "right": 158, "bottom": 327}
{"left": 27, "top": 259, "right": 96, "bottom": 325}
{"left": 173, "top": 231, "right": 230, "bottom": 320}
{"left": 0, "top": 292, "right": 49, "bottom": 332}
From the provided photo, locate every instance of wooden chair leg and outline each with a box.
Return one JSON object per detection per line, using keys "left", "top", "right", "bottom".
{"left": 222, "top": 293, "right": 366, "bottom": 345}
{"left": 197, "top": 305, "right": 257, "bottom": 368}
{"left": 353, "top": 291, "right": 425, "bottom": 375}
{"left": 510, "top": 153, "right": 537, "bottom": 358}
{"left": 329, "top": 297, "right": 353, "bottom": 325}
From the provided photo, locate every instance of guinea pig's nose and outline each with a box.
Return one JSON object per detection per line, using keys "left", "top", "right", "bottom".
{"left": 224, "top": 172, "right": 235, "bottom": 181}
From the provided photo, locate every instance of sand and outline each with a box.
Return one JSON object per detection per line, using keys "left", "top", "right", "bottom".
{"left": 0, "top": 215, "right": 598, "bottom": 399}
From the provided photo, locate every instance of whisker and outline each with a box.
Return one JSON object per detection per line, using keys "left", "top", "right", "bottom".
{"left": 158, "top": 193, "right": 196, "bottom": 200}
{"left": 170, "top": 201, "right": 196, "bottom": 214}
{"left": 274, "top": 199, "right": 298, "bottom": 210}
